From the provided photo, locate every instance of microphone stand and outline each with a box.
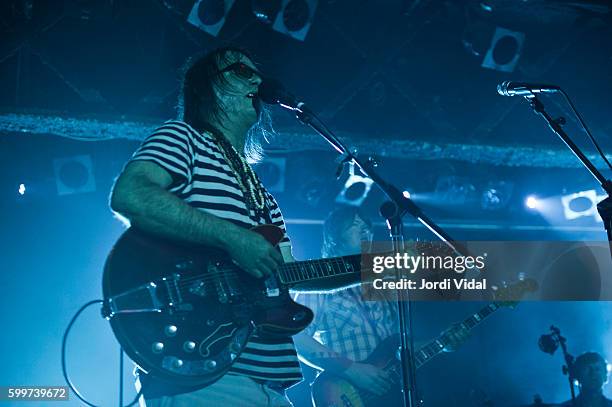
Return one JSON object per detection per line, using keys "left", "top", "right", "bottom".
{"left": 278, "top": 101, "right": 472, "bottom": 407}
{"left": 521, "top": 94, "right": 612, "bottom": 258}
{"left": 555, "top": 327, "right": 577, "bottom": 405}
{"left": 544, "top": 326, "right": 576, "bottom": 404}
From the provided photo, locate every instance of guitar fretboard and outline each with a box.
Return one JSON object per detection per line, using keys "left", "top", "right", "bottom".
{"left": 277, "top": 254, "right": 362, "bottom": 285}
{"left": 413, "top": 303, "right": 500, "bottom": 368}
{"left": 383, "top": 303, "right": 502, "bottom": 385}
{"left": 278, "top": 242, "right": 460, "bottom": 287}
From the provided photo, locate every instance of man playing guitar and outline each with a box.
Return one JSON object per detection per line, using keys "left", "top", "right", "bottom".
{"left": 294, "top": 206, "right": 470, "bottom": 404}
{"left": 110, "top": 47, "right": 356, "bottom": 407}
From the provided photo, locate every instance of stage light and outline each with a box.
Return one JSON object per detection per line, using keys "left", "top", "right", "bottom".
{"left": 481, "top": 181, "right": 513, "bottom": 211}
{"left": 18, "top": 183, "right": 26, "bottom": 195}
{"left": 272, "top": 0, "right": 318, "bottom": 41}
{"left": 402, "top": 190, "right": 411, "bottom": 199}
{"left": 187, "top": 0, "right": 236, "bottom": 37}
{"left": 479, "top": 2, "right": 493, "bottom": 12}
{"left": 336, "top": 174, "right": 373, "bottom": 207}
{"left": 525, "top": 196, "right": 539, "bottom": 210}
{"left": 560, "top": 189, "right": 598, "bottom": 220}
{"left": 53, "top": 155, "right": 96, "bottom": 196}
{"left": 336, "top": 164, "right": 373, "bottom": 207}
{"left": 251, "top": 0, "right": 281, "bottom": 24}
{"left": 481, "top": 27, "right": 525, "bottom": 72}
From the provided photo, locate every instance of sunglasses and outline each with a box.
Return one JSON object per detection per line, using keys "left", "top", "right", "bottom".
{"left": 214, "top": 62, "right": 261, "bottom": 80}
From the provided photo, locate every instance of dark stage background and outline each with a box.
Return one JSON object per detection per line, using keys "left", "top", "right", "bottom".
{"left": 1, "top": 0, "right": 612, "bottom": 406}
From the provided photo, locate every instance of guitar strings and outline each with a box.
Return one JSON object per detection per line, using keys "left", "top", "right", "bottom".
{"left": 171, "top": 256, "right": 354, "bottom": 287}
{"left": 132, "top": 241, "right": 455, "bottom": 302}
{"left": 117, "top": 241, "right": 478, "bottom": 307}
{"left": 121, "top": 257, "right": 363, "bottom": 303}
{"left": 146, "top": 241, "right": 450, "bottom": 295}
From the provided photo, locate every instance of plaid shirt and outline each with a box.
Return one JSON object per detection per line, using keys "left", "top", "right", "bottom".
{"left": 295, "top": 287, "right": 398, "bottom": 362}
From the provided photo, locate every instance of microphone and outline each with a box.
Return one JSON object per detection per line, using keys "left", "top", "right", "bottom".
{"left": 497, "top": 81, "right": 560, "bottom": 97}
{"left": 257, "top": 79, "right": 304, "bottom": 111}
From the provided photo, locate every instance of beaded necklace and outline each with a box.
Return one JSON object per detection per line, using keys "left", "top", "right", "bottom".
{"left": 202, "top": 125, "right": 267, "bottom": 219}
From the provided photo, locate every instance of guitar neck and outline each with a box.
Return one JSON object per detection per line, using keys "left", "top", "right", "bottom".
{"left": 413, "top": 303, "right": 501, "bottom": 368}
{"left": 277, "top": 254, "right": 362, "bottom": 285}
{"left": 383, "top": 302, "right": 502, "bottom": 383}
{"left": 279, "top": 242, "right": 456, "bottom": 287}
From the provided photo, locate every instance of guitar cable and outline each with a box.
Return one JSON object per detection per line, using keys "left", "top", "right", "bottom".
{"left": 62, "top": 299, "right": 144, "bottom": 407}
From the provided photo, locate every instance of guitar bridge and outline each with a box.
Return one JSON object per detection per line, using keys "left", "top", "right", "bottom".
{"left": 103, "top": 282, "right": 164, "bottom": 319}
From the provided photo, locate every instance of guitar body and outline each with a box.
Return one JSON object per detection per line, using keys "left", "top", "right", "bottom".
{"left": 102, "top": 225, "right": 313, "bottom": 388}
{"left": 311, "top": 335, "right": 402, "bottom": 407}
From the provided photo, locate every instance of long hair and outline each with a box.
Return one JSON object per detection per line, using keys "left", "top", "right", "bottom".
{"left": 176, "top": 46, "right": 275, "bottom": 163}
{"left": 321, "top": 206, "right": 372, "bottom": 258}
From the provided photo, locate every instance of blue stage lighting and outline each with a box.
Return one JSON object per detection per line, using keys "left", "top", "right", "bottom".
{"left": 526, "top": 196, "right": 538, "bottom": 210}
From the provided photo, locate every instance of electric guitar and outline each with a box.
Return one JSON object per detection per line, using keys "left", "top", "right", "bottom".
{"left": 102, "top": 225, "right": 363, "bottom": 388}
{"left": 310, "top": 278, "right": 538, "bottom": 407}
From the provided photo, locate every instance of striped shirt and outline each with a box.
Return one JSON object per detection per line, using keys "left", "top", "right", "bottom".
{"left": 131, "top": 120, "right": 302, "bottom": 397}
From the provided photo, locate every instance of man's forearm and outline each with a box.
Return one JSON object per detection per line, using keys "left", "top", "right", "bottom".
{"left": 111, "top": 179, "right": 242, "bottom": 249}
{"left": 294, "top": 331, "right": 354, "bottom": 375}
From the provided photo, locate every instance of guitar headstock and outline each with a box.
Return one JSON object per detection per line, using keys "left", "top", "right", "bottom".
{"left": 492, "top": 278, "right": 538, "bottom": 307}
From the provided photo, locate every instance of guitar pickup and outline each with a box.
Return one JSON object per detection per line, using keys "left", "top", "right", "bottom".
{"left": 264, "top": 277, "right": 280, "bottom": 297}
{"left": 102, "top": 282, "right": 163, "bottom": 319}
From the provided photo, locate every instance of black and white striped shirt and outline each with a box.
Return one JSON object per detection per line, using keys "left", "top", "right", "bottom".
{"left": 131, "top": 120, "right": 302, "bottom": 397}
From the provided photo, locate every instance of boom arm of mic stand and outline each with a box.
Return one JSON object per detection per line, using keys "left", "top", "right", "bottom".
{"left": 523, "top": 94, "right": 612, "bottom": 253}
{"left": 293, "top": 106, "right": 470, "bottom": 258}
